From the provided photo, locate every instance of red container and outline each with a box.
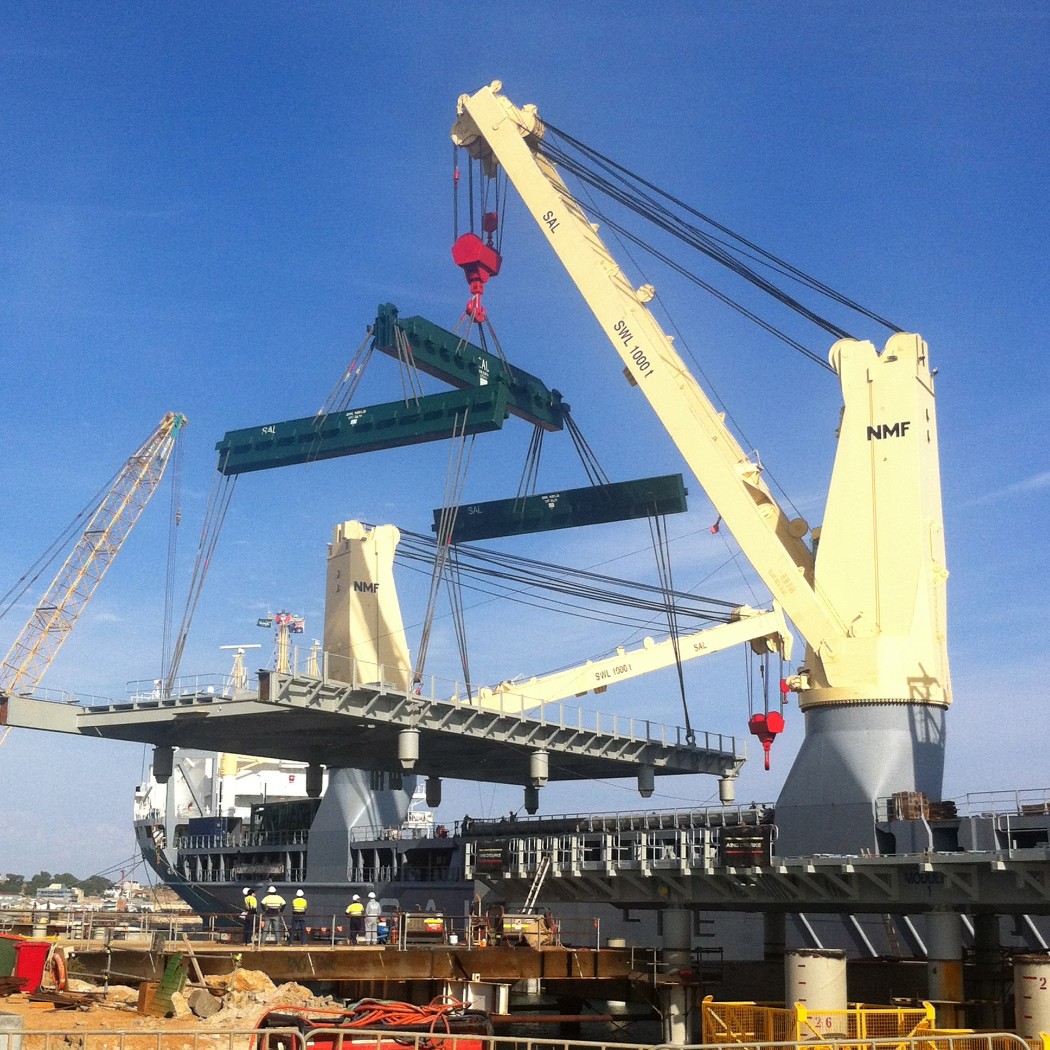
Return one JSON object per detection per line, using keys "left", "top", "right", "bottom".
{"left": 13, "top": 940, "right": 51, "bottom": 993}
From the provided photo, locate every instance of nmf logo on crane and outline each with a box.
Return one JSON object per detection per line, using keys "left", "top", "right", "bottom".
{"left": 867, "top": 421, "right": 912, "bottom": 440}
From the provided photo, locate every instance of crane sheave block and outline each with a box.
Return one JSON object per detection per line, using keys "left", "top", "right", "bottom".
{"left": 373, "top": 303, "right": 565, "bottom": 432}
{"left": 434, "top": 473, "right": 688, "bottom": 543}
{"left": 215, "top": 386, "right": 510, "bottom": 476}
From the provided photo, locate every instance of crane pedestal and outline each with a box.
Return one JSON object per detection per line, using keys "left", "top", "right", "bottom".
{"left": 773, "top": 701, "right": 946, "bottom": 856}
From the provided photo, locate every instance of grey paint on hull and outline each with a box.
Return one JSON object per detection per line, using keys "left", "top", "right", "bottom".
{"left": 774, "top": 702, "right": 946, "bottom": 856}
{"left": 306, "top": 768, "right": 416, "bottom": 882}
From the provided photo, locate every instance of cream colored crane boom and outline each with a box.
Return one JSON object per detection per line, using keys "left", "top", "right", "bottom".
{"left": 0, "top": 411, "right": 187, "bottom": 698}
{"left": 452, "top": 83, "right": 950, "bottom": 715}
{"left": 470, "top": 605, "right": 791, "bottom": 715}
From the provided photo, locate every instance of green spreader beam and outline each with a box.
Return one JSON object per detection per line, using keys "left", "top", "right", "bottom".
{"left": 215, "top": 386, "right": 510, "bottom": 476}
{"left": 434, "top": 474, "right": 689, "bottom": 543}
{"left": 373, "top": 303, "right": 565, "bottom": 432}
{"left": 213, "top": 305, "right": 684, "bottom": 542}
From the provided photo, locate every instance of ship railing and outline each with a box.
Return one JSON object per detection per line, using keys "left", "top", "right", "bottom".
{"left": 124, "top": 672, "right": 246, "bottom": 701}
{"left": 16, "top": 685, "right": 120, "bottom": 707}
{"left": 346, "top": 822, "right": 458, "bottom": 843}
{"left": 955, "top": 787, "right": 1050, "bottom": 817}
{"left": 143, "top": 651, "right": 738, "bottom": 755}
{"left": 462, "top": 803, "right": 773, "bottom": 836}
{"left": 874, "top": 788, "right": 1050, "bottom": 822}
{"left": 1, "top": 906, "right": 220, "bottom": 944}
{"left": 175, "top": 829, "right": 309, "bottom": 850}
{"left": 464, "top": 823, "right": 723, "bottom": 878}
{"left": 321, "top": 655, "right": 736, "bottom": 753}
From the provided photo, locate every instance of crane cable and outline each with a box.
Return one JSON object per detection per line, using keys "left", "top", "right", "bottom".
{"left": 160, "top": 432, "right": 185, "bottom": 685}
{"left": 0, "top": 463, "right": 131, "bottom": 622}
{"left": 559, "top": 145, "right": 816, "bottom": 524}
{"left": 318, "top": 329, "right": 376, "bottom": 417}
{"left": 648, "top": 511, "right": 695, "bottom": 745}
{"left": 392, "top": 525, "right": 739, "bottom": 627}
{"left": 541, "top": 121, "right": 903, "bottom": 339}
{"left": 515, "top": 425, "right": 545, "bottom": 501}
{"left": 413, "top": 416, "right": 475, "bottom": 692}
{"left": 164, "top": 468, "right": 237, "bottom": 695}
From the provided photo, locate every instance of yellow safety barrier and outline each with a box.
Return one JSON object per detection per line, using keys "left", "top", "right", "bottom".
{"left": 702, "top": 996, "right": 936, "bottom": 1045}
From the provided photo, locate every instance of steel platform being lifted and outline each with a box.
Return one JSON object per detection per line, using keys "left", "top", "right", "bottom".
{"left": 0, "top": 671, "right": 742, "bottom": 789}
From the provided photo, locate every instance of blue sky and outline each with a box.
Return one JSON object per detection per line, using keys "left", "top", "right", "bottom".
{"left": 1, "top": 3, "right": 1047, "bottom": 879}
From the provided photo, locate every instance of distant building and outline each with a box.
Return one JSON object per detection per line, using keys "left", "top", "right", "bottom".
{"left": 36, "top": 884, "right": 82, "bottom": 906}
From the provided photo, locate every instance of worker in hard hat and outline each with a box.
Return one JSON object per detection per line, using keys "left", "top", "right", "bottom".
{"left": 364, "top": 891, "right": 382, "bottom": 945}
{"left": 260, "top": 885, "right": 287, "bottom": 944}
{"left": 291, "top": 889, "right": 308, "bottom": 945}
{"left": 345, "top": 893, "right": 365, "bottom": 945}
{"left": 241, "top": 887, "right": 258, "bottom": 945}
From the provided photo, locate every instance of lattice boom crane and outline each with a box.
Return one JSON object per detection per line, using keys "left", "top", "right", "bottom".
{"left": 0, "top": 411, "right": 187, "bottom": 698}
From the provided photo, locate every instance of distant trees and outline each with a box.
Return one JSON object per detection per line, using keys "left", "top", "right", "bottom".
{"left": 0, "top": 871, "right": 115, "bottom": 895}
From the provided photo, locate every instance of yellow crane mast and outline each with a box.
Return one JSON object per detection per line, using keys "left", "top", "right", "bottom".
{"left": 451, "top": 82, "right": 950, "bottom": 854}
{"left": 0, "top": 411, "right": 187, "bottom": 707}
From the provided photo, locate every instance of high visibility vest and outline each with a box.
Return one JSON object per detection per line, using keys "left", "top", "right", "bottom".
{"left": 244, "top": 894, "right": 257, "bottom": 912}
{"left": 346, "top": 901, "right": 364, "bottom": 916}
{"left": 293, "top": 897, "right": 308, "bottom": 913}
{"left": 261, "top": 894, "right": 286, "bottom": 912}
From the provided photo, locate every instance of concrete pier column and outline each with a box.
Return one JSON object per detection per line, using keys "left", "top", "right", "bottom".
{"left": 972, "top": 913, "right": 1003, "bottom": 1029}
{"left": 926, "top": 911, "right": 964, "bottom": 1026}
{"left": 764, "top": 911, "right": 786, "bottom": 960}
{"left": 660, "top": 908, "right": 694, "bottom": 1046}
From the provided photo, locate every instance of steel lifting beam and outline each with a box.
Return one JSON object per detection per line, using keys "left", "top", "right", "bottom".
{"left": 215, "top": 386, "right": 510, "bottom": 476}
{"left": 373, "top": 303, "right": 565, "bottom": 432}
{"left": 433, "top": 473, "right": 688, "bottom": 543}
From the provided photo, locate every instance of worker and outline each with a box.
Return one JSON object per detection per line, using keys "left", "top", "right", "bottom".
{"left": 260, "top": 885, "right": 287, "bottom": 944}
{"left": 345, "top": 893, "right": 365, "bottom": 945}
{"left": 364, "top": 891, "right": 382, "bottom": 945}
{"left": 242, "top": 887, "right": 257, "bottom": 945}
{"left": 291, "top": 889, "right": 308, "bottom": 945}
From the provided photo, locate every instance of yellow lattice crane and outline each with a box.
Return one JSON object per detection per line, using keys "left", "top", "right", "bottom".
{"left": 0, "top": 412, "right": 187, "bottom": 735}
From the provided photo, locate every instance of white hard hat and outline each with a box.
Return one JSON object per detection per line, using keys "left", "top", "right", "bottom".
{"left": 296, "top": 890, "right": 304, "bottom": 897}
{"left": 368, "top": 892, "right": 376, "bottom": 898}
{"left": 242, "top": 888, "right": 250, "bottom": 895}
{"left": 352, "top": 894, "right": 360, "bottom": 901}
{"left": 268, "top": 886, "right": 276, "bottom": 893}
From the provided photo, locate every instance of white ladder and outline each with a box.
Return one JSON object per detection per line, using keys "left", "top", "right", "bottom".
{"left": 522, "top": 853, "right": 551, "bottom": 914}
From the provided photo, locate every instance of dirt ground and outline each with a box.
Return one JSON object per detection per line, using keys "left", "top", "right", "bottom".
{"left": 0, "top": 967, "right": 333, "bottom": 1040}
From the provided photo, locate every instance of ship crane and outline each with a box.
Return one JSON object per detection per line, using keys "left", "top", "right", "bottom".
{"left": 451, "top": 82, "right": 951, "bottom": 855}
{"left": 0, "top": 412, "right": 187, "bottom": 744}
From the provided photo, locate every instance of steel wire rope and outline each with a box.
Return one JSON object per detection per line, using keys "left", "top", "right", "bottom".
{"left": 395, "top": 526, "right": 739, "bottom": 619}
{"left": 393, "top": 324, "right": 425, "bottom": 405}
{"left": 0, "top": 463, "right": 128, "bottom": 621}
{"left": 648, "top": 511, "right": 695, "bottom": 745}
{"left": 395, "top": 553, "right": 715, "bottom": 637}
{"left": 562, "top": 407, "right": 612, "bottom": 487}
{"left": 318, "top": 330, "right": 375, "bottom": 417}
{"left": 164, "top": 469, "right": 238, "bottom": 695}
{"left": 541, "top": 122, "right": 903, "bottom": 333}
{"left": 542, "top": 141, "right": 853, "bottom": 345}
{"left": 515, "top": 425, "right": 545, "bottom": 501}
{"left": 588, "top": 209, "right": 833, "bottom": 370}
{"left": 160, "top": 427, "right": 184, "bottom": 686}
{"left": 553, "top": 149, "right": 815, "bottom": 527}
{"left": 446, "top": 548, "right": 472, "bottom": 700}
{"left": 413, "top": 417, "right": 475, "bottom": 687}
